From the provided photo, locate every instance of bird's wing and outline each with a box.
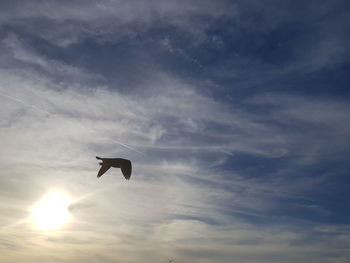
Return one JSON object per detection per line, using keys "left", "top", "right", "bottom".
{"left": 120, "top": 159, "right": 132, "bottom": 180}
{"left": 97, "top": 163, "right": 111, "bottom": 178}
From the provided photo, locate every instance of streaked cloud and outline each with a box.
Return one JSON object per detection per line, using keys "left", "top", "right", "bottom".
{"left": 1, "top": 1, "right": 349, "bottom": 262}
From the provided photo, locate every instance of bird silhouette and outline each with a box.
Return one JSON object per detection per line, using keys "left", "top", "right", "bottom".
{"left": 96, "top": 156, "right": 132, "bottom": 180}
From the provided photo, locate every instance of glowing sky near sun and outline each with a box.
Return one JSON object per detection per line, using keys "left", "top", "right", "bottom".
{"left": 31, "top": 190, "right": 73, "bottom": 230}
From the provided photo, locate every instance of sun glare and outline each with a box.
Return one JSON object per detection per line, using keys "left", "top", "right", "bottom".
{"left": 31, "top": 190, "right": 73, "bottom": 230}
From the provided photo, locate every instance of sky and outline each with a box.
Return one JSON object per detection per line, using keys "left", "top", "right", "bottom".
{"left": 0, "top": 0, "right": 349, "bottom": 262}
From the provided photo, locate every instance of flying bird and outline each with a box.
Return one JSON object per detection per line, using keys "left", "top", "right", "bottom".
{"left": 96, "top": 156, "right": 132, "bottom": 180}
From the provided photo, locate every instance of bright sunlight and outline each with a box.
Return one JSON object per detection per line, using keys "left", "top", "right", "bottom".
{"left": 31, "top": 190, "right": 73, "bottom": 230}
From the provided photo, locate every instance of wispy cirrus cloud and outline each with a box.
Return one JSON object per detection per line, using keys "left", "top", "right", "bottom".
{"left": 1, "top": 1, "right": 350, "bottom": 263}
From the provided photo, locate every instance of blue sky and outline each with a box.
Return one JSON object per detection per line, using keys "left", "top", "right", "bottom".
{"left": 0, "top": 1, "right": 349, "bottom": 262}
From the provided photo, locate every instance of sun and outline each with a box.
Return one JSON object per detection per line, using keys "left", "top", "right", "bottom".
{"left": 31, "top": 190, "right": 73, "bottom": 230}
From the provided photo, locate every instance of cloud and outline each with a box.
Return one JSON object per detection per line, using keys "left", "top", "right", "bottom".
{"left": 0, "top": 0, "right": 237, "bottom": 47}
{"left": 247, "top": 94, "right": 350, "bottom": 165}
{"left": 1, "top": 1, "right": 350, "bottom": 262}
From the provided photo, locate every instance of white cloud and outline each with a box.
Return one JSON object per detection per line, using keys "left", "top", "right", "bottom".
{"left": 0, "top": 0, "right": 237, "bottom": 47}
{"left": 0, "top": 1, "right": 349, "bottom": 262}
{"left": 0, "top": 40, "right": 302, "bottom": 262}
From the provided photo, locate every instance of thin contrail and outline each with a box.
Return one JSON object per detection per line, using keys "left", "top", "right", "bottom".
{"left": 0, "top": 90, "right": 144, "bottom": 154}
{"left": 72, "top": 182, "right": 122, "bottom": 204}
{"left": 107, "top": 138, "right": 143, "bottom": 154}
{"left": 0, "top": 91, "right": 52, "bottom": 115}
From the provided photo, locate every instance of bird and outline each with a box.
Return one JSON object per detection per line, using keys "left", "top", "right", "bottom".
{"left": 96, "top": 156, "right": 132, "bottom": 180}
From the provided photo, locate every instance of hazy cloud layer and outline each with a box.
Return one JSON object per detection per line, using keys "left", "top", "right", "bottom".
{"left": 1, "top": 1, "right": 349, "bottom": 263}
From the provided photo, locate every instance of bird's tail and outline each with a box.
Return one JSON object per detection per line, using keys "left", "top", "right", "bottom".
{"left": 96, "top": 156, "right": 102, "bottom": 160}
